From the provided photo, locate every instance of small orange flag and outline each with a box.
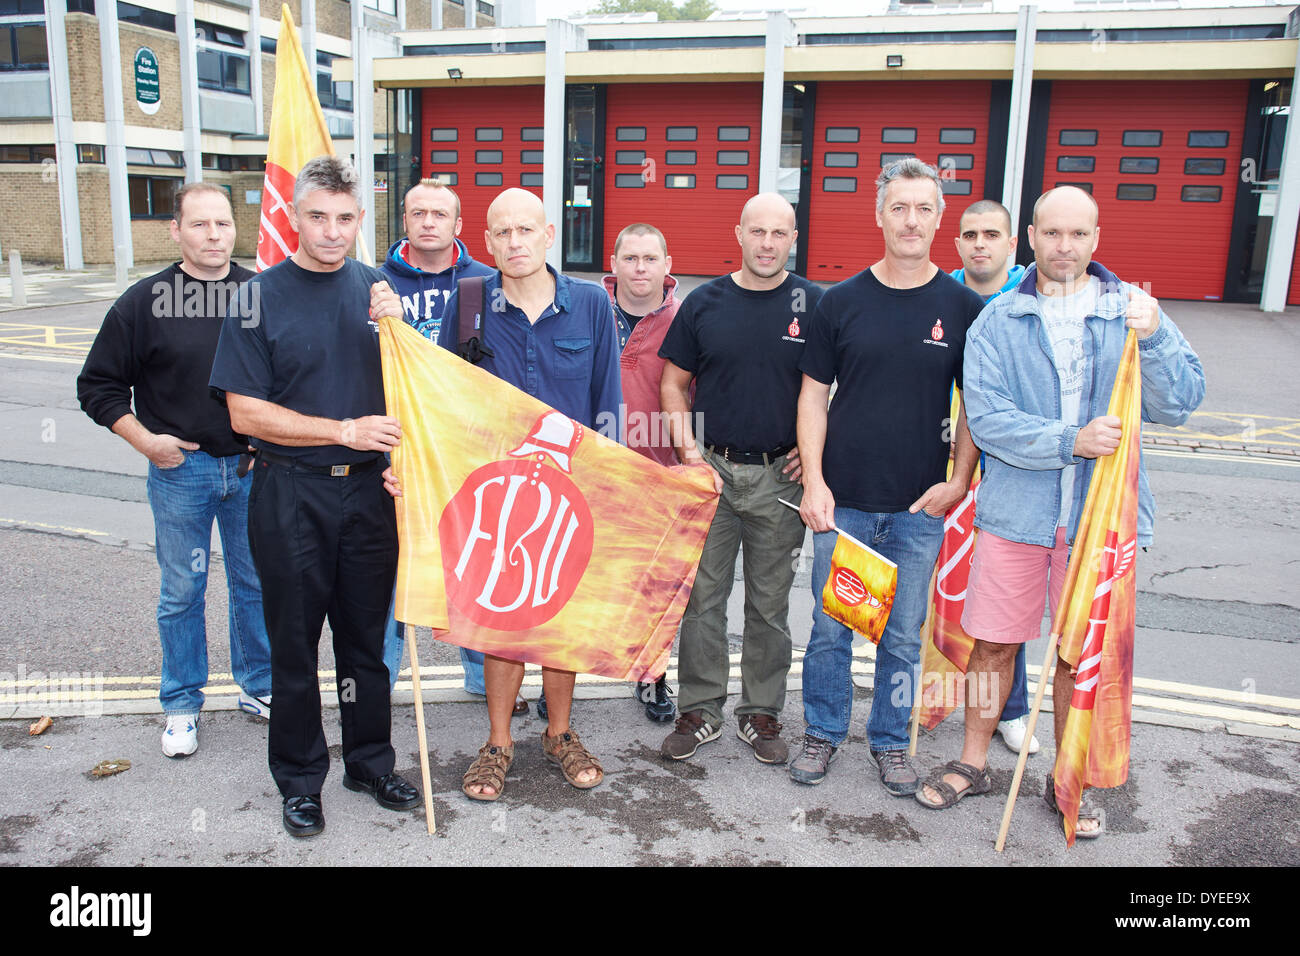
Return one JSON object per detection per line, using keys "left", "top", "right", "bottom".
{"left": 1052, "top": 330, "right": 1141, "bottom": 846}
{"left": 378, "top": 317, "right": 720, "bottom": 682}
{"left": 255, "top": 6, "right": 335, "bottom": 271}
{"left": 820, "top": 530, "right": 897, "bottom": 644}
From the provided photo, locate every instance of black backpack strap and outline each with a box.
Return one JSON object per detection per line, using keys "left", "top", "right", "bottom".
{"left": 456, "top": 276, "right": 493, "bottom": 365}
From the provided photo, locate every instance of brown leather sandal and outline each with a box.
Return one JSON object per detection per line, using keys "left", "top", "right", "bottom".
{"left": 541, "top": 728, "right": 604, "bottom": 790}
{"left": 462, "top": 742, "right": 513, "bottom": 802}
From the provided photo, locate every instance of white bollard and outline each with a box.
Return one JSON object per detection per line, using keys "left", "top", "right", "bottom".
{"left": 9, "top": 250, "right": 25, "bottom": 307}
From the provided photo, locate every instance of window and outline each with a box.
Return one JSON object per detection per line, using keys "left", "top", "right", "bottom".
{"left": 1188, "top": 130, "right": 1230, "bottom": 148}
{"left": 1116, "top": 183, "right": 1156, "bottom": 201}
{"left": 824, "top": 152, "right": 858, "bottom": 168}
{"left": 616, "top": 127, "right": 646, "bottom": 142}
{"left": 476, "top": 150, "right": 502, "bottom": 164}
{"left": 822, "top": 177, "right": 857, "bottom": 193}
{"left": 125, "top": 147, "right": 183, "bottom": 167}
{"left": 1057, "top": 156, "right": 1095, "bottom": 173}
{"left": 428, "top": 172, "right": 458, "bottom": 185}
{"left": 521, "top": 172, "right": 544, "bottom": 187}
{"left": 0, "top": 144, "right": 54, "bottom": 162}
{"left": 1055, "top": 181, "right": 1093, "bottom": 193}
{"left": 430, "top": 128, "right": 458, "bottom": 142}
{"left": 665, "top": 151, "right": 696, "bottom": 165}
{"left": 716, "top": 150, "right": 749, "bottom": 166}
{"left": 521, "top": 127, "right": 544, "bottom": 141}
{"left": 196, "top": 21, "right": 244, "bottom": 48}
{"left": 362, "top": 0, "right": 398, "bottom": 15}
{"left": 0, "top": 23, "right": 48, "bottom": 71}
{"left": 117, "top": 3, "right": 175, "bottom": 32}
{"left": 941, "top": 180, "right": 972, "bottom": 196}
{"left": 717, "top": 174, "right": 748, "bottom": 189}
{"left": 1182, "top": 185, "right": 1222, "bottom": 202}
{"left": 880, "top": 153, "right": 915, "bottom": 167}
{"left": 1185, "top": 157, "right": 1226, "bottom": 176}
{"left": 666, "top": 126, "right": 697, "bottom": 141}
{"left": 128, "top": 175, "right": 180, "bottom": 219}
{"left": 825, "top": 127, "right": 860, "bottom": 143}
{"left": 939, "top": 128, "right": 977, "bottom": 145}
{"left": 938, "top": 154, "right": 974, "bottom": 170}
{"left": 0, "top": 1, "right": 46, "bottom": 14}
{"left": 718, "top": 126, "right": 750, "bottom": 141}
{"left": 519, "top": 150, "right": 543, "bottom": 164}
{"left": 1119, "top": 157, "right": 1159, "bottom": 174}
{"left": 665, "top": 174, "right": 695, "bottom": 188}
{"left": 430, "top": 150, "right": 457, "bottom": 164}
{"left": 475, "top": 172, "right": 503, "bottom": 187}
{"left": 881, "top": 128, "right": 917, "bottom": 144}
{"left": 615, "top": 150, "right": 645, "bottom": 165}
{"left": 198, "top": 49, "right": 250, "bottom": 94}
{"left": 615, "top": 173, "right": 645, "bottom": 188}
{"left": 475, "top": 128, "right": 503, "bottom": 142}
{"left": 1059, "top": 130, "right": 1098, "bottom": 147}
{"left": 317, "top": 69, "right": 351, "bottom": 111}
{"left": 1122, "top": 130, "right": 1162, "bottom": 148}
{"left": 78, "top": 144, "right": 105, "bottom": 163}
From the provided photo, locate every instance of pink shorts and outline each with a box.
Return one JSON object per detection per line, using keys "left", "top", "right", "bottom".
{"left": 960, "top": 526, "right": 1069, "bottom": 644}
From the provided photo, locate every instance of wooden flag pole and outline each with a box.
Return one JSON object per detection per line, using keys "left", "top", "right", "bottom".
{"left": 994, "top": 629, "right": 1059, "bottom": 852}
{"left": 405, "top": 627, "right": 437, "bottom": 835}
{"left": 908, "top": 562, "right": 941, "bottom": 757}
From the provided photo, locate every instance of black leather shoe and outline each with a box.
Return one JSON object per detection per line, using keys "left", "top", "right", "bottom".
{"left": 282, "top": 794, "right": 324, "bottom": 837}
{"left": 343, "top": 772, "right": 421, "bottom": 811}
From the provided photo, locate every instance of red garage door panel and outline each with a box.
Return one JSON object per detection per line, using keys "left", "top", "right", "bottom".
{"left": 1287, "top": 210, "right": 1300, "bottom": 305}
{"left": 603, "top": 82, "right": 762, "bottom": 276}
{"left": 421, "top": 86, "right": 545, "bottom": 247}
{"left": 1043, "top": 80, "right": 1245, "bottom": 301}
{"left": 807, "top": 80, "right": 991, "bottom": 282}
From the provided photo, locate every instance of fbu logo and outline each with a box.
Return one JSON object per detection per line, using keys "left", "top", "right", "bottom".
{"left": 439, "top": 413, "right": 594, "bottom": 630}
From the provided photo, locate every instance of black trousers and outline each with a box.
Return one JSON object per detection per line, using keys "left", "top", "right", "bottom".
{"left": 247, "top": 458, "right": 398, "bottom": 797}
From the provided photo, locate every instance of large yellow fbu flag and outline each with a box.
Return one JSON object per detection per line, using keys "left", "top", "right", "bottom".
{"left": 1053, "top": 330, "right": 1141, "bottom": 846}
{"left": 821, "top": 529, "right": 898, "bottom": 644}
{"left": 255, "top": 7, "right": 334, "bottom": 271}
{"left": 378, "top": 316, "right": 720, "bottom": 682}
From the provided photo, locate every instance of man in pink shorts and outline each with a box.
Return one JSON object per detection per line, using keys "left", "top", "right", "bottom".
{"left": 914, "top": 187, "right": 1205, "bottom": 840}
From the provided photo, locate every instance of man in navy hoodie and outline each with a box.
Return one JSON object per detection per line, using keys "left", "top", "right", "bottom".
{"left": 378, "top": 180, "right": 498, "bottom": 705}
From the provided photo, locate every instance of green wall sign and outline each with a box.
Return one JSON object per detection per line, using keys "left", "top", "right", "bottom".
{"left": 134, "top": 47, "right": 160, "bottom": 116}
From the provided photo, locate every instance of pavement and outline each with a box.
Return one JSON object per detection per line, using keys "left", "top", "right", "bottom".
{"left": 0, "top": 270, "right": 1298, "bottom": 868}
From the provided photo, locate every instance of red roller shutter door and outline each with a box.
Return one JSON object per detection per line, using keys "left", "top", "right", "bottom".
{"left": 603, "top": 82, "right": 762, "bottom": 276}
{"left": 1287, "top": 212, "right": 1300, "bottom": 306}
{"left": 807, "top": 80, "right": 991, "bottom": 282}
{"left": 421, "top": 86, "right": 545, "bottom": 246}
{"left": 1043, "top": 80, "right": 1246, "bottom": 301}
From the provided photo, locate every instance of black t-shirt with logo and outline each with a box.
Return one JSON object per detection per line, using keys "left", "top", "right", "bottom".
{"left": 799, "top": 267, "right": 984, "bottom": 512}
{"left": 659, "top": 272, "right": 824, "bottom": 451}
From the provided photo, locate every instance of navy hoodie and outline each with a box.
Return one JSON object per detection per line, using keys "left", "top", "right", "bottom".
{"left": 380, "top": 236, "right": 495, "bottom": 341}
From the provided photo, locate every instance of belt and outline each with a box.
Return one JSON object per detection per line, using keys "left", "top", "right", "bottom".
{"left": 704, "top": 442, "right": 795, "bottom": 466}
{"left": 256, "top": 449, "right": 382, "bottom": 478}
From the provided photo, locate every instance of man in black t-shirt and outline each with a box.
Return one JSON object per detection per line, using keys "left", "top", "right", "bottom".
{"left": 790, "top": 159, "right": 984, "bottom": 795}
{"left": 209, "top": 156, "right": 420, "bottom": 837}
{"left": 658, "top": 193, "right": 824, "bottom": 766}
{"left": 77, "top": 183, "right": 271, "bottom": 760}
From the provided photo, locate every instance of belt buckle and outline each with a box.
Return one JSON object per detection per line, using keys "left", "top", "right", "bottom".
{"left": 330, "top": 464, "right": 350, "bottom": 477}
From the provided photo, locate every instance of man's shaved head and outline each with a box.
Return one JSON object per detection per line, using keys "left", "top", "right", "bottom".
{"left": 1032, "top": 186, "right": 1099, "bottom": 229}
{"left": 487, "top": 187, "right": 546, "bottom": 227}
{"left": 739, "top": 192, "right": 796, "bottom": 230}
{"left": 960, "top": 198, "right": 1012, "bottom": 235}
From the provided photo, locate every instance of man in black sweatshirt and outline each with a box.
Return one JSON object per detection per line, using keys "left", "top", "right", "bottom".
{"left": 77, "top": 182, "right": 272, "bottom": 760}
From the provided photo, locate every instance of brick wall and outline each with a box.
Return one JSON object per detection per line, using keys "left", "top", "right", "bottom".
{"left": 318, "top": 0, "right": 352, "bottom": 39}
{"left": 77, "top": 167, "right": 113, "bottom": 264}
{"left": 64, "top": 15, "right": 104, "bottom": 124}
{"left": 261, "top": 54, "right": 276, "bottom": 133}
{"left": 119, "top": 24, "right": 183, "bottom": 129}
{"left": 265, "top": 1, "right": 302, "bottom": 26}
{"left": 407, "top": 0, "right": 430, "bottom": 29}
{"left": 0, "top": 169, "right": 65, "bottom": 262}
{"left": 229, "top": 172, "right": 267, "bottom": 260}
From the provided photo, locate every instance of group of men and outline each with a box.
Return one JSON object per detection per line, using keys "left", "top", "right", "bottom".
{"left": 78, "top": 149, "right": 1203, "bottom": 842}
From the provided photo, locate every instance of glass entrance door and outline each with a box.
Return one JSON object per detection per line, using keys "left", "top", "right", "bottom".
{"left": 1225, "top": 79, "right": 1289, "bottom": 302}
{"left": 562, "top": 84, "right": 604, "bottom": 271}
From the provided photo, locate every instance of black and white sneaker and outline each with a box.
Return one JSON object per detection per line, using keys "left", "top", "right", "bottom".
{"left": 635, "top": 674, "right": 677, "bottom": 723}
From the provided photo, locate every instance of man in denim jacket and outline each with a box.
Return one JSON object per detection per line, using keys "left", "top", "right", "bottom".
{"left": 915, "top": 187, "right": 1204, "bottom": 837}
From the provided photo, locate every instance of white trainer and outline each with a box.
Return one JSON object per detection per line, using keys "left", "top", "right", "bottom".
{"left": 238, "top": 690, "right": 271, "bottom": 721}
{"left": 161, "top": 713, "right": 199, "bottom": 758}
{"left": 997, "top": 715, "right": 1040, "bottom": 754}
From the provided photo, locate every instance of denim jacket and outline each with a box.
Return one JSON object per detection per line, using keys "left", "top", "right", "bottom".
{"left": 963, "top": 261, "right": 1205, "bottom": 548}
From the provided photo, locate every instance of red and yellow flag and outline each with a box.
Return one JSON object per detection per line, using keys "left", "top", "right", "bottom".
{"left": 255, "top": 6, "right": 334, "bottom": 271}
{"left": 1052, "top": 330, "right": 1141, "bottom": 846}
{"left": 378, "top": 317, "right": 720, "bottom": 682}
{"left": 820, "top": 530, "right": 897, "bottom": 644}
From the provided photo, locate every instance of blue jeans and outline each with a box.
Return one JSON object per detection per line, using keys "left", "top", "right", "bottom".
{"left": 1001, "top": 646, "right": 1029, "bottom": 721}
{"left": 801, "top": 506, "right": 945, "bottom": 751}
{"left": 382, "top": 599, "right": 486, "bottom": 695}
{"left": 146, "top": 451, "right": 271, "bottom": 715}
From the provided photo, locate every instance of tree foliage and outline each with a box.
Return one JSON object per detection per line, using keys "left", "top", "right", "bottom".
{"left": 585, "top": 0, "right": 717, "bottom": 21}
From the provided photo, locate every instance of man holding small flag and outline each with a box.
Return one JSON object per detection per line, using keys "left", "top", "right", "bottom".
{"left": 919, "top": 186, "right": 1204, "bottom": 843}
